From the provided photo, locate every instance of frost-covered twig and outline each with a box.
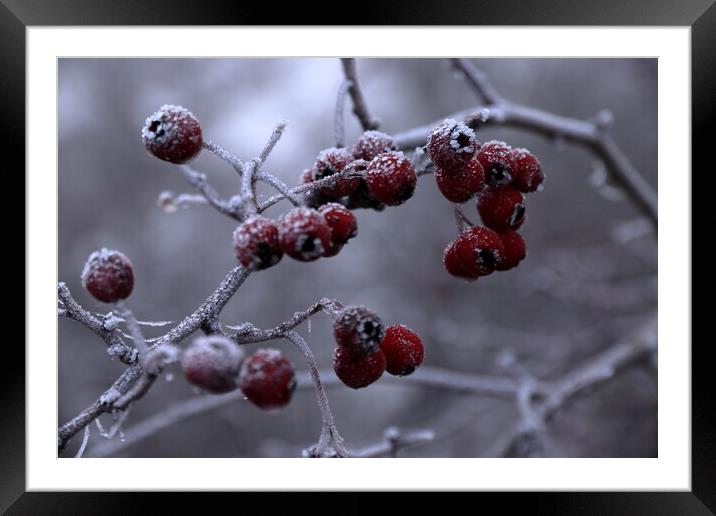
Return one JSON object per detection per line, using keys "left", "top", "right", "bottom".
{"left": 340, "top": 58, "right": 379, "bottom": 131}
{"left": 57, "top": 283, "right": 138, "bottom": 365}
{"left": 179, "top": 165, "right": 241, "bottom": 220}
{"left": 393, "top": 60, "right": 657, "bottom": 226}
{"left": 157, "top": 191, "right": 209, "bottom": 213}
{"left": 450, "top": 58, "right": 503, "bottom": 105}
{"left": 334, "top": 79, "right": 352, "bottom": 148}
{"left": 349, "top": 427, "right": 435, "bottom": 458}
{"left": 115, "top": 301, "right": 148, "bottom": 361}
{"left": 202, "top": 139, "right": 244, "bottom": 174}
{"left": 489, "top": 315, "right": 657, "bottom": 457}
{"left": 255, "top": 120, "right": 288, "bottom": 168}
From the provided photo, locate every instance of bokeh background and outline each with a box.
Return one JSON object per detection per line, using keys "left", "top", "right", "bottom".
{"left": 58, "top": 58, "right": 657, "bottom": 458}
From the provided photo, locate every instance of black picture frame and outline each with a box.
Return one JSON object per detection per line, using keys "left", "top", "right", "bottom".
{"left": 5, "top": 0, "right": 709, "bottom": 512}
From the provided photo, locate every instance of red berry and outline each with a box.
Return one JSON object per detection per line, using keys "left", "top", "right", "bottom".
{"left": 509, "top": 148, "right": 544, "bottom": 193}
{"left": 232, "top": 215, "right": 283, "bottom": 271}
{"left": 435, "top": 158, "right": 485, "bottom": 203}
{"left": 426, "top": 119, "right": 477, "bottom": 172}
{"left": 181, "top": 336, "right": 243, "bottom": 394}
{"left": 364, "top": 151, "right": 417, "bottom": 206}
{"left": 240, "top": 348, "right": 297, "bottom": 410}
{"left": 277, "top": 207, "right": 333, "bottom": 262}
{"left": 333, "top": 305, "right": 385, "bottom": 357}
{"left": 318, "top": 203, "right": 358, "bottom": 257}
{"left": 345, "top": 180, "right": 386, "bottom": 211}
{"left": 476, "top": 140, "right": 513, "bottom": 187}
{"left": 312, "top": 147, "right": 361, "bottom": 198}
{"left": 352, "top": 130, "right": 397, "bottom": 161}
{"left": 141, "top": 105, "right": 203, "bottom": 164}
{"left": 333, "top": 346, "right": 385, "bottom": 389}
{"left": 443, "top": 226, "right": 505, "bottom": 279}
{"left": 477, "top": 185, "right": 526, "bottom": 231}
{"left": 497, "top": 230, "right": 527, "bottom": 271}
{"left": 380, "top": 325, "right": 424, "bottom": 376}
{"left": 81, "top": 248, "right": 134, "bottom": 303}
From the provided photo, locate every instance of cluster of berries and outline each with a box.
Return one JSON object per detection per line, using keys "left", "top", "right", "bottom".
{"left": 426, "top": 119, "right": 544, "bottom": 280}
{"left": 331, "top": 305, "right": 424, "bottom": 389}
{"left": 182, "top": 336, "right": 297, "bottom": 411}
{"left": 302, "top": 131, "right": 417, "bottom": 211}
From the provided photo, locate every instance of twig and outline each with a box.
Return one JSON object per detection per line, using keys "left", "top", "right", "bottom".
{"left": 179, "top": 165, "right": 241, "bottom": 220}
{"left": 240, "top": 160, "right": 258, "bottom": 215}
{"left": 157, "top": 191, "right": 209, "bottom": 213}
{"left": 57, "top": 283, "right": 138, "bottom": 365}
{"left": 393, "top": 60, "right": 658, "bottom": 227}
{"left": 340, "top": 58, "right": 379, "bottom": 131}
{"left": 349, "top": 427, "right": 435, "bottom": 458}
{"left": 115, "top": 301, "right": 148, "bottom": 361}
{"left": 284, "top": 331, "right": 348, "bottom": 458}
{"left": 202, "top": 140, "right": 244, "bottom": 174}
{"left": 74, "top": 426, "right": 90, "bottom": 458}
{"left": 334, "top": 79, "right": 352, "bottom": 147}
{"left": 255, "top": 171, "right": 301, "bottom": 207}
{"left": 255, "top": 120, "right": 288, "bottom": 167}
{"left": 450, "top": 58, "right": 503, "bottom": 105}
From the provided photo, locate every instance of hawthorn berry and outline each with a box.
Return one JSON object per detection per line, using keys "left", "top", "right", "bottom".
{"left": 180, "top": 335, "right": 244, "bottom": 394}
{"left": 364, "top": 151, "right": 417, "bottom": 206}
{"left": 333, "top": 346, "right": 386, "bottom": 389}
{"left": 333, "top": 305, "right": 385, "bottom": 357}
{"left": 426, "top": 119, "right": 477, "bottom": 172}
{"left": 345, "top": 180, "right": 386, "bottom": 211}
{"left": 318, "top": 203, "right": 358, "bottom": 257}
{"left": 477, "top": 185, "right": 526, "bottom": 232}
{"left": 476, "top": 140, "right": 513, "bottom": 187}
{"left": 232, "top": 215, "right": 283, "bottom": 271}
{"left": 277, "top": 207, "right": 333, "bottom": 262}
{"left": 443, "top": 225, "right": 505, "bottom": 279}
{"left": 352, "top": 130, "right": 397, "bottom": 161}
{"left": 509, "top": 147, "right": 544, "bottom": 193}
{"left": 435, "top": 157, "right": 485, "bottom": 203}
{"left": 311, "top": 147, "right": 361, "bottom": 198}
{"left": 240, "top": 348, "right": 297, "bottom": 410}
{"left": 141, "top": 104, "right": 203, "bottom": 164}
{"left": 380, "top": 325, "right": 424, "bottom": 376}
{"left": 300, "top": 168, "right": 332, "bottom": 209}
{"left": 496, "top": 230, "right": 527, "bottom": 271}
{"left": 81, "top": 248, "right": 134, "bottom": 303}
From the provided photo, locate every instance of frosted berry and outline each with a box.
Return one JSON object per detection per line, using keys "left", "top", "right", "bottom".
{"left": 240, "top": 348, "right": 297, "bottom": 410}
{"left": 181, "top": 335, "right": 244, "bottom": 394}
{"left": 141, "top": 105, "right": 202, "bottom": 164}
{"left": 381, "top": 325, "right": 424, "bottom": 376}
{"left": 352, "top": 130, "right": 397, "bottom": 161}
{"left": 311, "top": 147, "right": 361, "bottom": 198}
{"left": 477, "top": 185, "right": 526, "bottom": 231}
{"left": 318, "top": 203, "right": 358, "bottom": 257}
{"left": 277, "top": 207, "right": 333, "bottom": 262}
{"left": 333, "top": 305, "right": 385, "bottom": 357}
{"left": 333, "top": 346, "right": 385, "bottom": 389}
{"left": 435, "top": 158, "right": 485, "bottom": 203}
{"left": 443, "top": 225, "right": 505, "bottom": 279}
{"left": 232, "top": 216, "right": 283, "bottom": 271}
{"left": 364, "top": 151, "right": 417, "bottom": 206}
{"left": 426, "top": 119, "right": 477, "bottom": 172}
{"left": 300, "top": 168, "right": 332, "bottom": 209}
{"left": 476, "top": 140, "right": 513, "bottom": 187}
{"left": 81, "top": 248, "right": 134, "bottom": 303}
{"left": 497, "top": 230, "right": 527, "bottom": 271}
{"left": 509, "top": 148, "right": 544, "bottom": 193}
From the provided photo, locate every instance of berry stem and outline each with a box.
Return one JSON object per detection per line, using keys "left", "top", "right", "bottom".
{"left": 283, "top": 331, "right": 348, "bottom": 457}
{"left": 179, "top": 165, "right": 242, "bottom": 220}
{"left": 255, "top": 120, "right": 288, "bottom": 167}
{"left": 115, "top": 301, "right": 149, "bottom": 361}
{"left": 202, "top": 140, "right": 244, "bottom": 175}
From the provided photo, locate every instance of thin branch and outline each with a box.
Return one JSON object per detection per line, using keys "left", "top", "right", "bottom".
{"left": 179, "top": 165, "right": 241, "bottom": 221}
{"left": 256, "top": 120, "right": 288, "bottom": 167}
{"left": 334, "top": 79, "right": 352, "bottom": 148}
{"left": 157, "top": 191, "right": 209, "bottom": 213}
{"left": 449, "top": 58, "right": 503, "bottom": 105}
{"left": 284, "top": 331, "right": 348, "bottom": 458}
{"left": 255, "top": 171, "right": 301, "bottom": 207}
{"left": 349, "top": 427, "right": 435, "bottom": 458}
{"left": 393, "top": 62, "right": 658, "bottom": 227}
{"left": 240, "top": 160, "right": 258, "bottom": 215}
{"left": 74, "top": 425, "right": 90, "bottom": 458}
{"left": 115, "top": 301, "right": 148, "bottom": 361}
{"left": 57, "top": 283, "right": 138, "bottom": 365}
{"left": 202, "top": 140, "right": 244, "bottom": 174}
{"left": 340, "top": 58, "right": 379, "bottom": 131}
